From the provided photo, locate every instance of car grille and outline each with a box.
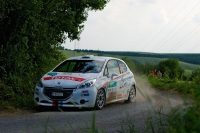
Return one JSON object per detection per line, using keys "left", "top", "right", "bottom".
{"left": 43, "top": 87, "right": 75, "bottom": 100}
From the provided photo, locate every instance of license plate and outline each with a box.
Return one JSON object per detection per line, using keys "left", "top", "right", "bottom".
{"left": 51, "top": 92, "right": 63, "bottom": 96}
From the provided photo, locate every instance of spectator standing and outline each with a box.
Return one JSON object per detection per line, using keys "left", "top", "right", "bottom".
{"left": 157, "top": 70, "right": 162, "bottom": 79}
{"left": 151, "top": 70, "right": 155, "bottom": 76}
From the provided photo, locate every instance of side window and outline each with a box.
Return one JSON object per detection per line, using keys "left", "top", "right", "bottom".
{"left": 118, "top": 61, "right": 127, "bottom": 73}
{"left": 106, "top": 60, "right": 120, "bottom": 77}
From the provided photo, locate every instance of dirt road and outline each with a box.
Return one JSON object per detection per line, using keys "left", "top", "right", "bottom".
{"left": 0, "top": 78, "right": 184, "bottom": 133}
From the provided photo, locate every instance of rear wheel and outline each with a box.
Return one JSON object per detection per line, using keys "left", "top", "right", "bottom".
{"left": 125, "top": 85, "right": 136, "bottom": 103}
{"left": 94, "top": 89, "right": 105, "bottom": 110}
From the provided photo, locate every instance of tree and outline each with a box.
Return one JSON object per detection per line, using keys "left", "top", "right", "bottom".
{"left": 0, "top": 0, "right": 109, "bottom": 106}
{"left": 157, "top": 59, "right": 184, "bottom": 79}
{"left": 57, "top": 46, "right": 65, "bottom": 50}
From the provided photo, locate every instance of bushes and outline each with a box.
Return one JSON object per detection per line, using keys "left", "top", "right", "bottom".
{"left": 0, "top": 50, "right": 65, "bottom": 109}
{"left": 190, "top": 68, "right": 200, "bottom": 84}
{"left": 148, "top": 72, "right": 200, "bottom": 132}
{"left": 148, "top": 75, "right": 198, "bottom": 97}
{"left": 157, "top": 59, "right": 184, "bottom": 80}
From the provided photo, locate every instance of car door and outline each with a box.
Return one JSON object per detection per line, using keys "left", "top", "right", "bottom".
{"left": 118, "top": 60, "right": 130, "bottom": 99}
{"left": 104, "top": 59, "right": 123, "bottom": 102}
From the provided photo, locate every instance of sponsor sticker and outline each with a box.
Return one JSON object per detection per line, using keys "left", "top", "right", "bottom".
{"left": 107, "top": 88, "right": 117, "bottom": 93}
{"left": 47, "top": 72, "right": 57, "bottom": 76}
{"left": 112, "top": 88, "right": 117, "bottom": 92}
{"left": 109, "top": 81, "right": 117, "bottom": 87}
{"left": 43, "top": 76, "right": 85, "bottom": 82}
{"left": 82, "top": 90, "right": 89, "bottom": 93}
{"left": 62, "top": 72, "right": 72, "bottom": 75}
{"left": 81, "top": 90, "right": 89, "bottom": 96}
{"left": 113, "top": 96, "right": 116, "bottom": 100}
{"left": 83, "top": 93, "right": 89, "bottom": 96}
{"left": 117, "top": 94, "right": 123, "bottom": 99}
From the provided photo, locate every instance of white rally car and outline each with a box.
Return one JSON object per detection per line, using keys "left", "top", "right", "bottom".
{"left": 34, "top": 55, "right": 136, "bottom": 110}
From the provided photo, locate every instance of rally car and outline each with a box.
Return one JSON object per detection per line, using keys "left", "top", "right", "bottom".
{"left": 34, "top": 55, "right": 136, "bottom": 110}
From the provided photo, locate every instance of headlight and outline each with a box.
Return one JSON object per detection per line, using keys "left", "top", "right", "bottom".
{"left": 36, "top": 80, "right": 43, "bottom": 87}
{"left": 76, "top": 79, "right": 96, "bottom": 89}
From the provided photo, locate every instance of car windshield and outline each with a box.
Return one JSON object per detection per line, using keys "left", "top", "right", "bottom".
{"left": 53, "top": 59, "right": 105, "bottom": 73}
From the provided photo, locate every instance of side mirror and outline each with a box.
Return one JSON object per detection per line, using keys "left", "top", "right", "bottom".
{"left": 111, "top": 73, "right": 118, "bottom": 80}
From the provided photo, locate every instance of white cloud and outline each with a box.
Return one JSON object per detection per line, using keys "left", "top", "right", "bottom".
{"left": 193, "top": 14, "right": 200, "bottom": 23}
{"left": 151, "top": 5, "right": 169, "bottom": 24}
{"left": 63, "top": 0, "right": 200, "bottom": 53}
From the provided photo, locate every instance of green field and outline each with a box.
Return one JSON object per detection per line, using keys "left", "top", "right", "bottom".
{"left": 127, "top": 56, "right": 200, "bottom": 71}
{"left": 59, "top": 50, "right": 200, "bottom": 71}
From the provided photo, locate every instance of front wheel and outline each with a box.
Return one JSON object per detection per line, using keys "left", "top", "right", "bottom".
{"left": 124, "top": 85, "right": 136, "bottom": 103}
{"left": 94, "top": 89, "right": 105, "bottom": 110}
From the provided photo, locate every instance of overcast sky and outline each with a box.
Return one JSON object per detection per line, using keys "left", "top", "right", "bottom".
{"left": 62, "top": 0, "right": 200, "bottom": 53}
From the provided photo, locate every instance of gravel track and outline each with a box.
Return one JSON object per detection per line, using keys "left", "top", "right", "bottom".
{"left": 0, "top": 78, "right": 184, "bottom": 133}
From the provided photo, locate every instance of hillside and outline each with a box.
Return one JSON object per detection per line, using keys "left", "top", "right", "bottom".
{"left": 58, "top": 50, "right": 200, "bottom": 71}
{"left": 69, "top": 49, "right": 200, "bottom": 65}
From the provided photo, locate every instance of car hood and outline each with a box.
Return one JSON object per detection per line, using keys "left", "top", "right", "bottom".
{"left": 41, "top": 72, "right": 99, "bottom": 88}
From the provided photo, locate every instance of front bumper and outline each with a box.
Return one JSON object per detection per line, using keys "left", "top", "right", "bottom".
{"left": 34, "top": 86, "right": 97, "bottom": 108}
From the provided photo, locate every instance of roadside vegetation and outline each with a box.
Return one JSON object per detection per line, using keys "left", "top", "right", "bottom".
{"left": 1, "top": 0, "right": 200, "bottom": 132}
{"left": 133, "top": 58, "right": 200, "bottom": 133}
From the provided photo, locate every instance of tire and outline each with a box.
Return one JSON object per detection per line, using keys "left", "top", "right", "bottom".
{"left": 94, "top": 89, "right": 105, "bottom": 110}
{"left": 124, "top": 85, "right": 136, "bottom": 103}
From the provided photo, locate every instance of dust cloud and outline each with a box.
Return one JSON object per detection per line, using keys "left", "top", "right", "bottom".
{"left": 134, "top": 75, "right": 156, "bottom": 102}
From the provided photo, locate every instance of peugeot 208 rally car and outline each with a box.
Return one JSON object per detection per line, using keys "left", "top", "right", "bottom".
{"left": 34, "top": 55, "right": 136, "bottom": 110}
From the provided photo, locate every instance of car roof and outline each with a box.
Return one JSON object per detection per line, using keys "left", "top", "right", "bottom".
{"left": 67, "top": 55, "right": 121, "bottom": 61}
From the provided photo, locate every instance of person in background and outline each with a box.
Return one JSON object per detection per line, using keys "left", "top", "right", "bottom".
{"left": 151, "top": 69, "right": 157, "bottom": 77}
{"left": 157, "top": 70, "right": 162, "bottom": 79}
{"left": 151, "top": 70, "right": 155, "bottom": 76}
